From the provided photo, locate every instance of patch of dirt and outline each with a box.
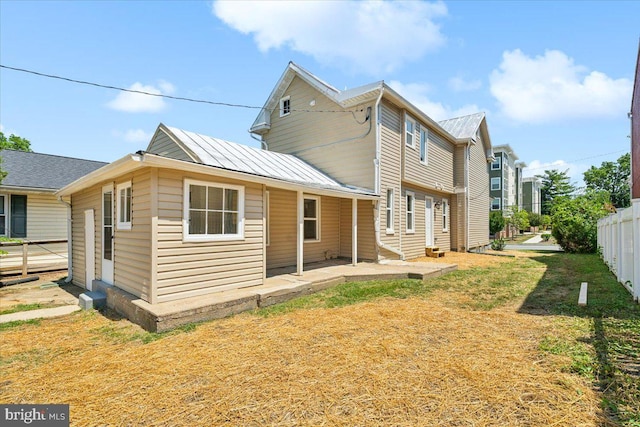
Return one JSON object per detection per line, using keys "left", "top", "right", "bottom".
{"left": 413, "top": 250, "right": 522, "bottom": 270}
{"left": 0, "top": 271, "right": 80, "bottom": 310}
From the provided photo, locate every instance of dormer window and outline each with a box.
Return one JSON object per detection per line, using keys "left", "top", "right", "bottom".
{"left": 279, "top": 96, "right": 291, "bottom": 117}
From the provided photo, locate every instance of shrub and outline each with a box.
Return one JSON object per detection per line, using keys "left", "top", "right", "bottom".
{"left": 551, "top": 191, "right": 610, "bottom": 253}
{"left": 490, "top": 211, "right": 506, "bottom": 236}
{"left": 541, "top": 234, "right": 551, "bottom": 242}
{"left": 528, "top": 213, "right": 542, "bottom": 228}
{"left": 491, "top": 238, "right": 506, "bottom": 251}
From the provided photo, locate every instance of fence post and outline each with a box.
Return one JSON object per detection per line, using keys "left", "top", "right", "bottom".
{"left": 22, "top": 242, "right": 28, "bottom": 277}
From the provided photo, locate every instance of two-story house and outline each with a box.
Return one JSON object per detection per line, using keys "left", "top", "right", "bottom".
{"left": 57, "top": 62, "right": 493, "bottom": 330}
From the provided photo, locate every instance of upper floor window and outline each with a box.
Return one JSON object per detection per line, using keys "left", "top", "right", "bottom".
{"left": 184, "top": 179, "right": 244, "bottom": 241}
{"left": 420, "top": 128, "right": 428, "bottom": 164}
{"left": 491, "top": 197, "right": 501, "bottom": 211}
{"left": 491, "top": 156, "right": 501, "bottom": 170}
{"left": 491, "top": 177, "right": 501, "bottom": 191}
{"left": 406, "top": 191, "right": 415, "bottom": 233}
{"left": 386, "top": 189, "right": 394, "bottom": 234}
{"left": 279, "top": 96, "right": 291, "bottom": 117}
{"left": 442, "top": 199, "right": 449, "bottom": 232}
{"left": 405, "top": 116, "right": 416, "bottom": 148}
{"left": 116, "top": 181, "right": 132, "bottom": 230}
{"left": 304, "top": 196, "right": 320, "bottom": 241}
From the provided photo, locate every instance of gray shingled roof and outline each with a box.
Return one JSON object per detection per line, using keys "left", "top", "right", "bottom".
{"left": 438, "top": 112, "right": 485, "bottom": 140}
{"left": 0, "top": 149, "right": 107, "bottom": 191}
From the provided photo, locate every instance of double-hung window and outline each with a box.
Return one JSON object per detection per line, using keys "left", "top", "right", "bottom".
{"left": 442, "top": 199, "right": 449, "bottom": 232}
{"left": 491, "top": 156, "right": 501, "bottom": 170}
{"left": 405, "top": 116, "right": 415, "bottom": 147}
{"left": 304, "top": 196, "right": 320, "bottom": 241}
{"left": 0, "top": 195, "right": 6, "bottom": 236}
{"left": 184, "top": 179, "right": 244, "bottom": 241}
{"left": 386, "top": 189, "right": 394, "bottom": 233}
{"left": 406, "top": 192, "right": 415, "bottom": 233}
{"left": 116, "top": 181, "right": 132, "bottom": 230}
{"left": 280, "top": 96, "right": 291, "bottom": 117}
{"left": 491, "top": 177, "right": 501, "bottom": 191}
{"left": 491, "top": 197, "right": 501, "bottom": 211}
{"left": 420, "top": 128, "right": 428, "bottom": 164}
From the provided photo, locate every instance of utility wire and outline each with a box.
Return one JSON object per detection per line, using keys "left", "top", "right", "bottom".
{"left": 0, "top": 64, "right": 361, "bottom": 115}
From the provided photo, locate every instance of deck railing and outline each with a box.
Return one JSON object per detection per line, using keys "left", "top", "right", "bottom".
{"left": 0, "top": 239, "right": 68, "bottom": 277}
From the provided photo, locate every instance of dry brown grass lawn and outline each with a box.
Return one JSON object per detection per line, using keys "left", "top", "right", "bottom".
{"left": 0, "top": 250, "right": 606, "bottom": 427}
{"left": 413, "top": 250, "right": 524, "bottom": 270}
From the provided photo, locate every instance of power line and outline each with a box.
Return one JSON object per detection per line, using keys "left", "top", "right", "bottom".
{"left": 523, "top": 149, "right": 629, "bottom": 174}
{"left": 0, "top": 64, "right": 360, "bottom": 115}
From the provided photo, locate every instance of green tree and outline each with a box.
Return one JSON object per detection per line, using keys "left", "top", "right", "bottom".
{"left": 541, "top": 214, "right": 552, "bottom": 230}
{"left": 528, "top": 212, "right": 542, "bottom": 230}
{"left": 489, "top": 211, "right": 506, "bottom": 236}
{"left": 551, "top": 190, "right": 610, "bottom": 253}
{"left": 583, "top": 153, "right": 630, "bottom": 209}
{"left": 507, "top": 207, "right": 529, "bottom": 237}
{"left": 537, "top": 169, "right": 575, "bottom": 215}
{"left": 0, "top": 131, "right": 32, "bottom": 184}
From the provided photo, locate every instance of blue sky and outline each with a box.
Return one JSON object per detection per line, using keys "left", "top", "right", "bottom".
{"left": 1, "top": 1, "right": 638, "bottom": 186}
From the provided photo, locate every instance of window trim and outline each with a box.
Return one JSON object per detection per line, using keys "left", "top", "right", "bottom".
{"left": 0, "top": 194, "right": 7, "bottom": 237}
{"left": 385, "top": 188, "right": 394, "bottom": 234}
{"left": 303, "top": 195, "right": 321, "bottom": 242}
{"left": 491, "top": 177, "right": 501, "bottom": 191}
{"left": 491, "top": 197, "right": 501, "bottom": 211}
{"left": 491, "top": 156, "right": 501, "bottom": 170}
{"left": 419, "top": 128, "right": 428, "bottom": 165}
{"left": 183, "top": 179, "right": 245, "bottom": 242}
{"left": 279, "top": 96, "right": 291, "bottom": 117}
{"left": 116, "top": 181, "right": 132, "bottom": 230}
{"left": 405, "top": 115, "right": 416, "bottom": 148}
{"left": 442, "top": 199, "right": 449, "bottom": 232}
{"left": 406, "top": 191, "right": 415, "bottom": 234}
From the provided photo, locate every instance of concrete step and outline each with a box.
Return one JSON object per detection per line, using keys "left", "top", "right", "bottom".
{"left": 79, "top": 291, "right": 107, "bottom": 310}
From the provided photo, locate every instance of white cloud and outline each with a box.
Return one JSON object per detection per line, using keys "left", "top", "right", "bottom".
{"left": 213, "top": 0, "right": 448, "bottom": 74}
{"left": 388, "top": 80, "right": 480, "bottom": 121}
{"left": 523, "top": 159, "right": 588, "bottom": 185}
{"left": 448, "top": 76, "right": 481, "bottom": 92}
{"left": 0, "top": 124, "right": 4, "bottom": 132}
{"left": 490, "top": 49, "right": 632, "bottom": 123}
{"left": 111, "top": 129, "right": 154, "bottom": 144}
{"left": 107, "top": 81, "right": 175, "bottom": 113}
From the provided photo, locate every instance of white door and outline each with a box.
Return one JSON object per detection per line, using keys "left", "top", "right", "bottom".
{"left": 101, "top": 185, "right": 114, "bottom": 284}
{"left": 425, "top": 198, "right": 434, "bottom": 247}
{"left": 84, "top": 209, "right": 95, "bottom": 290}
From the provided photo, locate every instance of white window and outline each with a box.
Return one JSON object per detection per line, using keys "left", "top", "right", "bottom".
{"left": 491, "top": 197, "right": 501, "bottom": 211}
{"left": 406, "top": 191, "right": 415, "bottom": 233}
{"left": 491, "top": 156, "right": 501, "bottom": 170}
{"left": 265, "top": 191, "right": 270, "bottom": 246}
{"left": 491, "top": 177, "right": 501, "bottom": 190}
{"left": 0, "top": 194, "right": 6, "bottom": 236}
{"left": 183, "top": 179, "right": 244, "bottom": 241}
{"left": 405, "top": 116, "right": 415, "bottom": 147}
{"left": 279, "top": 96, "right": 291, "bottom": 117}
{"left": 386, "top": 189, "right": 394, "bottom": 233}
{"left": 116, "top": 181, "right": 132, "bottom": 230}
{"left": 304, "top": 196, "right": 320, "bottom": 241}
{"left": 442, "top": 199, "right": 449, "bottom": 232}
{"left": 420, "top": 128, "right": 428, "bottom": 164}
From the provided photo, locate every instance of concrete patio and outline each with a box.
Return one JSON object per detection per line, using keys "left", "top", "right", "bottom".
{"left": 100, "top": 259, "right": 458, "bottom": 332}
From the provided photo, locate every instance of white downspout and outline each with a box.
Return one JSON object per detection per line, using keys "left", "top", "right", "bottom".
{"left": 57, "top": 195, "right": 73, "bottom": 283}
{"left": 373, "top": 86, "right": 405, "bottom": 260}
{"left": 465, "top": 142, "right": 471, "bottom": 252}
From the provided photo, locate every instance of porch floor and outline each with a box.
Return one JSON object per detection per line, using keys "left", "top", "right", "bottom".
{"left": 106, "top": 259, "right": 458, "bottom": 332}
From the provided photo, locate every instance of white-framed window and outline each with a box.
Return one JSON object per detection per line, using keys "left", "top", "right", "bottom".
{"left": 405, "top": 116, "right": 415, "bottom": 147}
{"left": 386, "top": 188, "right": 394, "bottom": 234}
{"left": 491, "top": 156, "right": 501, "bottom": 170}
{"left": 304, "top": 196, "right": 320, "bottom": 241}
{"left": 491, "top": 197, "right": 501, "bottom": 211}
{"left": 279, "top": 96, "right": 291, "bottom": 117}
{"left": 0, "top": 194, "right": 6, "bottom": 236}
{"left": 265, "top": 190, "right": 270, "bottom": 246}
{"left": 183, "top": 179, "right": 244, "bottom": 242}
{"left": 442, "top": 199, "right": 449, "bottom": 232}
{"left": 491, "top": 177, "right": 501, "bottom": 191}
{"left": 420, "top": 128, "right": 428, "bottom": 164}
{"left": 406, "top": 191, "right": 415, "bottom": 233}
{"left": 116, "top": 181, "right": 132, "bottom": 230}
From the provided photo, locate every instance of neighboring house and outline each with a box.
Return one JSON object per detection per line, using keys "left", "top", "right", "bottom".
{"left": 522, "top": 177, "right": 542, "bottom": 214}
{"left": 0, "top": 149, "right": 106, "bottom": 240}
{"left": 251, "top": 62, "right": 494, "bottom": 257}
{"left": 488, "top": 144, "right": 521, "bottom": 214}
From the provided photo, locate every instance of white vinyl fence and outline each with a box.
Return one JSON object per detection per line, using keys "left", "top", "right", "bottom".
{"left": 597, "top": 200, "right": 640, "bottom": 302}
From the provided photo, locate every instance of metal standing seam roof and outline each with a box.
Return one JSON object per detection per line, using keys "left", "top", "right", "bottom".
{"left": 165, "top": 126, "right": 375, "bottom": 196}
{"left": 0, "top": 149, "right": 107, "bottom": 191}
{"left": 437, "top": 112, "right": 486, "bottom": 140}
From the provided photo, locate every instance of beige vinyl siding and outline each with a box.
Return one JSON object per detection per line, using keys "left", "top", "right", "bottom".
{"left": 113, "top": 169, "right": 152, "bottom": 300}
{"left": 403, "top": 123, "right": 455, "bottom": 193}
{"left": 155, "top": 169, "right": 264, "bottom": 302}
{"left": 70, "top": 184, "right": 102, "bottom": 289}
{"left": 468, "top": 137, "right": 490, "bottom": 249}
{"left": 378, "top": 101, "right": 402, "bottom": 258}
{"left": 338, "top": 199, "right": 376, "bottom": 261}
{"left": 304, "top": 196, "right": 340, "bottom": 263}
{"left": 265, "top": 76, "right": 376, "bottom": 190}
{"left": 452, "top": 145, "right": 467, "bottom": 251}
{"left": 266, "top": 188, "right": 296, "bottom": 269}
{"left": 17, "top": 193, "right": 67, "bottom": 240}
{"left": 147, "top": 131, "right": 193, "bottom": 162}
{"left": 400, "top": 186, "right": 451, "bottom": 259}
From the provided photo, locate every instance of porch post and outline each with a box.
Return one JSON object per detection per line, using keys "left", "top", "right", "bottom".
{"left": 352, "top": 198, "right": 358, "bottom": 266}
{"left": 297, "top": 190, "right": 304, "bottom": 276}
